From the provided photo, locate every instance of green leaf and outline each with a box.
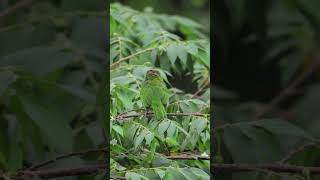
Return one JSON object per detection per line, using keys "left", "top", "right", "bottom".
{"left": 294, "top": 84, "right": 320, "bottom": 124}
{"left": 125, "top": 172, "right": 150, "bottom": 180}
{"left": 170, "top": 120, "right": 190, "bottom": 137}
{"left": 156, "top": 169, "right": 166, "bottom": 179}
{"left": 189, "top": 168, "right": 210, "bottom": 180}
{"left": 114, "top": 85, "right": 136, "bottom": 110}
{"left": 194, "top": 49, "right": 209, "bottom": 69}
{"left": 165, "top": 168, "right": 185, "bottom": 180}
{"left": 192, "top": 118, "right": 207, "bottom": 134}
{"left": 253, "top": 119, "right": 313, "bottom": 140}
{"left": 151, "top": 49, "right": 158, "bottom": 64}
{"left": 0, "top": 47, "right": 73, "bottom": 76}
{"left": 239, "top": 124, "right": 283, "bottom": 162}
{"left": 145, "top": 133, "right": 154, "bottom": 145}
{"left": 176, "top": 44, "right": 188, "bottom": 67}
{"left": 71, "top": 17, "right": 107, "bottom": 58}
{"left": 134, "top": 129, "right": 149, "bottom": 149}
{"left": 166, "top": 43, "right": 178, "bottom": 65}
{"left": 124, "top": 123, "right": 139, "bottom": 144}
{"left": 223, "top": 127, "right": 257, "bottom": 163}
{"left": 16, "top": 81, "right": 82, "bottom": 151}
{"left": 159, "top": 54, "right": 171, "bottom": 72}
{"left": 166, "top": 122, "right": 176, "bottom": 138}
{"left": 59, "top": 84, "right": 96, "bottom": 103}
{"left": 74, "top": 129, "right": 94, "bottom": 151}
{"left": 0, "top": 25, "right": 55, "bottom": 56}
{"left": 158, "top": 121, "right": 170, "bottom": 137}
{"left": 113, "top": 125, "right": 124, "bottom": 137}
{"left": 0, "top": 70, "right": 16, "bottom": 97}
{"left": 186, "top": 42, "right": 199, "bottom": 56}
{"left": 144, "top": 139, "right": 158, "bottom": 164}
{"left": 178, "top": 168, "right": 197, "bottom": 180}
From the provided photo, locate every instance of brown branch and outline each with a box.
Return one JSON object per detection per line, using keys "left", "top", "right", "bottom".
{"left": 0, "top": 0, "right": 34, "bottom": 19}
{"left": 280, "top": 142, "right": 320, "bottom": 163}
{"left": 15, "top": 162, "right": 320, "bottom": 179}
{"left": 27, "top": 148, "right": 108, "bottom": 170}
{"left": 116, "top": 112, "right": 209, "bottom": 120}
{"left": 167, "top": 155, "right": 210, "bottom": 160}
{"left": 212, "top": 163, "right": 320, "bottom": 174}
{"left": 139, "top": 149, "right": 210, "bottom": 160}
{"left": 110, "top": 48, "right": 155, "bottom": 69}
{"left": 191, "top": 78, "right": 210, "bottom": 99}
{"left": 212, "top": 119, "right": 264, "bottom": 134}
{"left": 18, "top": 164, "right": 107, "bottom": 179}
{"left": 256, "top": 56, "right": 320, "bottom": 118}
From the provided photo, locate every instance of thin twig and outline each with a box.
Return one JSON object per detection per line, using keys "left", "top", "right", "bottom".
{"left": 110, "top": 48, "right": 155, "bottom": 68}
{"left": 19, "top": 164, "right": 107, "bottom": 179}
{"left": 0, "top": 0, "right": 34, "bottom": 19}
{"left": 117, "top": 108, "right": 144, "bottom": 117}
{"left": 212, "top": 163, "right": 320, "bottom": 174}
{"left": 256, "top": 56, "right": 320, "bottom": 118}
{"left": 14, "top": 163, "right": 320, "bottom": 179}
{"left": 116, "top": 112, "right": 209, "bottom": 120}
{"left": 212, "top": 119, "right": 265, "bottom": 134}
{"left": 280, "top": 142, "right": 320, "bottom": 163}
{"left": 114, "top": 152, "right": 210, "bottom": 160}
{"left": 167, "top": 155, "right": 210, "bottom": 160}
{"left": 191, "top": 78, "right": 210, "bottom": 99}
{"left": 138, "top": 149, "right": 210, "bottom": 160}
{"left": 27, "top": 148, "right": 108, "bottom": 170}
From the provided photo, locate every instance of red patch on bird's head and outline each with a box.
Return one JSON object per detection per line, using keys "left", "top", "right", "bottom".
{"left": 146, "top": 70, "right": 160, "bottom": 79}
{"left": 147, "top": 70, "right": 160, "bottom": 75}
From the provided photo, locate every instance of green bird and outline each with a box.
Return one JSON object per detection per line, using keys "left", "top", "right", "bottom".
{"left": 140, "top": 70, "right": 169, "bottom": 120}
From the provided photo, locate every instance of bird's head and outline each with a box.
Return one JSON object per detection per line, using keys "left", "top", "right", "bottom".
{"left": 146, "top": 70, "right": 160, "bottom": 80}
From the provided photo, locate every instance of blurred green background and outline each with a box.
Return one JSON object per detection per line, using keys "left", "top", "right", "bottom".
{"left": 0, "top": 0, "right": 106, "bottom": 179}
{"left": 111, "top": 0, "right": 210, "bottom": 35}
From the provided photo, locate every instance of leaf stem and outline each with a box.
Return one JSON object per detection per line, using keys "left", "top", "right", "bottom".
{"left": 110, "top": 47, "right": 155, "bottom": 69}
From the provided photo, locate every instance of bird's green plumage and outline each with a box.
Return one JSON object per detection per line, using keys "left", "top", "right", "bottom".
{"left": 140, "top": 70, "right": 169, "bottom": 120}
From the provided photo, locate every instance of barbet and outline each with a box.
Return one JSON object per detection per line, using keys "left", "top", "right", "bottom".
{"left": 140, "top": 70, "right": 169, "bottom": 120}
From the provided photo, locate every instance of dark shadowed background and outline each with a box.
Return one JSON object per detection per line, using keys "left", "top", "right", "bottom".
{"left": 213, "top": 0, "right": 320, "bottom": 180}
{"left": 0, "top": 0, "right": 107, "bottom": 179}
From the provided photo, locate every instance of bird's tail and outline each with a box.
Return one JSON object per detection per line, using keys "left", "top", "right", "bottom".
{"left": 151, "top": 97, "right": 166, "bottom": 120}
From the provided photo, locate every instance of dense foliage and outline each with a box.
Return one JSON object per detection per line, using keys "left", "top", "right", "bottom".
{"left": 0, "top": 0, "right": 106, "bottom": 179}
{"left": 213, "top": 0, "right": 320, "bottom": 179}
{"left": 110, "top": 3, "right": 210, "bottom": 179}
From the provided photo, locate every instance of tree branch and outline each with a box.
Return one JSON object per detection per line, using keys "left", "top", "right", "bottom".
{"left": 212, "top": 163, "right": 320, "bottom": 174}
{"left": 27, "top": 148, "right": 108, "bottom": 170}
{"left": 280, "top": 142, "right": 320, "bottom": 163}
{"left": 138, "top": 149, "right": 210, "bottom": 160}
{"left": 18, "top": 164, "right": 107, "bottom": 179}
{"left": 14, "top": 162, "right": 320, "bottom": 179}
{"left": 116, "top": 112, "right": 209, "bottom": 120}
{"left": 256, "top": 56, "right": 320, "bottom": 118}
{"left": 110, "top": 48, "right": 155, "bottom": 69}
{"left": 191, "top": 78, "right": 210, "bottom": 99}
{"left": 212, "top": 119, "right": 264, "bottom": 134}
{"left": 167, "top": 155, "right": 210, "bottom": 160}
